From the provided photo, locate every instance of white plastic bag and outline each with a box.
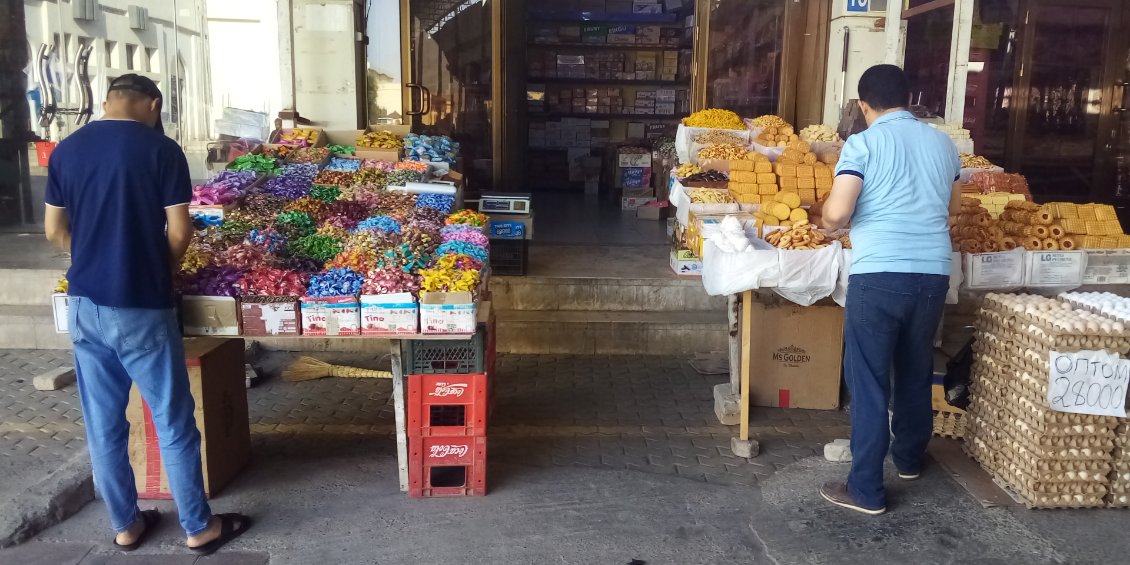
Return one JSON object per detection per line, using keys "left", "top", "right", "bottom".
{"left": 832, "top": 249, "right": 852, "bottom": 307}
{"left": 702, "top": 232, "right": 780, "bottom": 296}
{"left": 774, "top": 242, "right": 843, "bottom": 306}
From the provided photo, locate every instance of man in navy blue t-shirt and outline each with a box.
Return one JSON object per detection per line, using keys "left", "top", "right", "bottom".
{"left": 45, "top": 74, "right": 249, "bottom": 555}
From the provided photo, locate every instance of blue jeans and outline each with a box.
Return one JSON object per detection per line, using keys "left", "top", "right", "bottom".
{"left": 844, "top": 273, "right": 949, "bottom": 509}
{"left": 67, "top": 297, "right": 212, "bottom": 536}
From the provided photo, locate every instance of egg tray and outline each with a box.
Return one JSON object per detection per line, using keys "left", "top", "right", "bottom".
{"left": 933, "top": 411, "right": 966, "bottom": 439}
{"left": 990, "top": 454, "right": 1112, "bottom": 487}
{"left": 1104, "top": 493, "right": 1130, "bottom": 507}
{"left": 1001, "top": 383, "right": 1119, "bottom": 431}
{"left": 987, "top": 468, "right": 1111, "bottom": 508}
{"left": 1058, "top": 294, "right": 1130, "bottom": 324}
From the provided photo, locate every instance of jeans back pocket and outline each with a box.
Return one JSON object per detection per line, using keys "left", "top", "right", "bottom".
{"left": 111, "top": 307, "right": 171, "bottom": 352}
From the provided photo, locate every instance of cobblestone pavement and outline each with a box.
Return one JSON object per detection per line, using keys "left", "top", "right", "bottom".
{"left": 246, "top": 352, "right": 850, "bottom": 486}
{"left": 0, "top": 349, "right": 84, "bottom": 504}
{"left": 1, "top": 349, "right": 849, "bottom": 507}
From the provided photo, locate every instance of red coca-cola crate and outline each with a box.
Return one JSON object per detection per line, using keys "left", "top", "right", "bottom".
{"left": 408, "top": 435, "right": 487, "bottom": 497}
{"left": 408, "top": 373, "right": 488, "bottom": 437}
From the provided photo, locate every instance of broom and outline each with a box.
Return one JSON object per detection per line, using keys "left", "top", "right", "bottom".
{"left": 282, "top": 356, "right": 393, "bottom": 382}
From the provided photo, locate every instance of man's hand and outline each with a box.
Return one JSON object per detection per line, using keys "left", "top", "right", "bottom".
{"left": 44, "top": 205, "right": 71, "bottom": 251}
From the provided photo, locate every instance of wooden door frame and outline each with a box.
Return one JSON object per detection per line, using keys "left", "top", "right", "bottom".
{"left": 1006, "top": 0, "right": 1129, "bottom": 202}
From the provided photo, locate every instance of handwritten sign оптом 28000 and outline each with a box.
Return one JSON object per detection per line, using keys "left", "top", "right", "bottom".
{"left": 1047, "top": 350, "right": 1130, "bottom": 418}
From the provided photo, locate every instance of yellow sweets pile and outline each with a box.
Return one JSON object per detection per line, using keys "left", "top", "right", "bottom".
{"left": 1045, "top": 202, "right": 1130, "bottom": 249}
{"left": 999, "top": 201, "right": 1077, "bottom": 251}
{"left": 726, "top": 152, "right": 776, "bottom": 205}
{"left": 774, "top": 140, "right": 833, "bottom": 206}
{"left": 950, "top": 198, "right": 1014, "bottom": 253}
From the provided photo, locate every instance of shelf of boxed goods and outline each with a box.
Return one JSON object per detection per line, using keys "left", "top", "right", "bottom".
{"left": 532, "top": 77, "right": 685, "bottom": 87}
{"left": 537, "top": 112, "right": 681, "bottom": 120}
{"left": 528, "top": 14, "right": 681, "bottom": 25}
{"left": 528, "top": 42, "right": 692, "bottom": 51}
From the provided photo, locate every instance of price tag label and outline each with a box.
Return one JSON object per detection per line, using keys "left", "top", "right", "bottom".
{"left": 963, "top": 250, "right": 1025, "bottom": 289}
{"left": 1026, "top": 251, "right": 1086, "bottom": 287}
{"left": 1048, "top": 350, "right": 1130, "bottom": 418}
{"left": 1083, "top": 250, "right": 1130, "bottom": 285}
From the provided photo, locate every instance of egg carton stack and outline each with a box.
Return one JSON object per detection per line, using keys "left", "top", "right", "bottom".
{"left": 1058, "top": 292, "right": 1130, "bottom": 507}
{"left": 965, "top": 293, "right": 1129, "bottom": 508}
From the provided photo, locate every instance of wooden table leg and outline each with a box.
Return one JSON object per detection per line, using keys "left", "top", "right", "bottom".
{"left": 389, "top": 339, "right": 409, "bottom": 492}
{"left": 740, "top": 290, "right": 752, "bottom": 442}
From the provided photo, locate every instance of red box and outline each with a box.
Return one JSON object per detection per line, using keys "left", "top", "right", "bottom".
{"left": 408, "top": 435, "right": 487, "bottom": 497}
{"left": 408, "top": 373, "right": 488, "bottom": 437}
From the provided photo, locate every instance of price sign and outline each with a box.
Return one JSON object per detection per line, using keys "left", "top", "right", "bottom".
{"left": 847, "top": 0, "right": 870, "bottom": 12}
{"left": 1048, "top": 350, "right": 1130, "bottom": 418}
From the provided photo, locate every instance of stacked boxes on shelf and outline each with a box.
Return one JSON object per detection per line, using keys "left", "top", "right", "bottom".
{"left": 405, "top": 324, "right": 493, "bottom": 497}
{"left": 965, "top": 293, "right": 1130, "bottom": 508}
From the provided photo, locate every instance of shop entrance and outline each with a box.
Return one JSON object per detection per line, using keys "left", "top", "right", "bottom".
{"left": 973, "top": 0, "right": 1130, "bottom": 203}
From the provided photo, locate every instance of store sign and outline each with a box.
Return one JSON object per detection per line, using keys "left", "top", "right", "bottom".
{"left": 1047, "top": 350, "right": 1130, "bottom": 418}
{"left": 846, "top": 0, "right": 870, "bottom": 12}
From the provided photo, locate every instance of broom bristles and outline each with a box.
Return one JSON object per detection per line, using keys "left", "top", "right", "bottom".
{"left": 283, "top": 356, "right": 392, "bottom": 382}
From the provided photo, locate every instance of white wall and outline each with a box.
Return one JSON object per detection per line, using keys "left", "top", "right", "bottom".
{"left": 23, "top": 0, "right": 210, "bottom": 142}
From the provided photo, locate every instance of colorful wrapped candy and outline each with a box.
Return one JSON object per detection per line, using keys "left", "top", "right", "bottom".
{"left": 320, "top": 200, "right": 372, "bottom": 230}
{"left": 445, "top": 209, "right": 488, "bottom": 227}
{"left": 418, "top": 265, "right": 480, "bottom": 293}
{"left": 313, "top": 170, "right": 355, "bottom": 188}
{"left": 241, "top": 193, "right": 288, "bottom": 216}
{"left": 180, "top": 265, "right": 244, "bottom": 297}
{"left": 361, "top": 268, "right": 420, "bottom": 296}
{"left": 307, "top": 268, "right": 364, "bottom": 297}
{"left": 245, "top": 228, "right": 288, "bottom": 254}
{"left": 354, "top": 215, "right": 402, "bottom": 234}
{"left": 386, "top": 169, "right": 422, "bottom": 187}
{"left": 289, "top": 233, "right": 343, "bottom": 264}
{"left": 309, "top": 184, "right": 342, "bottom": 203}
{"left": 441, "top": 227, "right": 489, "bottom": 248}
{"left": 280, "top": 162, "right": 319, "bottom": 180}
{"left": 357, "top": 130, "right": 402, "bottom": 149}
{"left": 281, "top": 255, "right": 324, "bottom": 274}
{"left": 261, "top": 170, "right": 313, "bottom": 200}
{"left": 351, "top": 168, "right": 387, "bottom": 187}
{"left": 53, "top": 277, "right": 68, "bottom": 294}
{"left": 361, "top": 160, "right": 396, "bottom": 172}
{"left": 435, "top": 241, "right": 488, "bottom": 263}
{"left": 239, "top": 267, "right": 308, "bottom": 297}
{"left": 435, "top": 253, "right": 483, "bottom": 272}
{"left": 326, "top": 246, "right": 379, "bottom": 273}
{"left": 403, "top": 133, "right": 459, "bottom": 164}
{"left": 325, "top": 157, "right": 361, "bottom": 172}
{"left": 192, "top": 170, "right": 257, "bottom": 205}
{"left": 287, "top": 147, "right": 329, "bottom": 164}
{"left": 228, "top": 153, "right": 280, "bottom": 174}
{"left": 327, "top": 145, "right": 355, "bottom": 156}
{"left": 378, "top": 243, "right": 430, "bottom": 273}
{"left": 395, "top": 161, "right": 430, "bottom": 173}
{"left": 217, "top": 243, "right": 277, "bottom": 271}
{"left": 277, "top": 128, "right": 320, "bottom": 147}
{"left": 180, "top": 242, "right": 215, "bottom": 275}
{"left": 415, "top": 193, "right": 455, "bottom": 214}
{"left": 274, "top": 210, "right": 316, "bottom": 238}
{"left": 284, "top": 197, "right": 327, "bottom": 217}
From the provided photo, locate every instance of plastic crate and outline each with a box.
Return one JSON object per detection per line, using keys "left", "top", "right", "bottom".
{"left": 489, "top": 239, "right": 529, "bottom": 276}
{"left": 408, "top": 435, "right": 487, "bottom": 497}
{"left": 403, "top": 331, "right": 486, "bottom": 374}
{"left": 408, "top": 373, "right": 488, "bottom": 437}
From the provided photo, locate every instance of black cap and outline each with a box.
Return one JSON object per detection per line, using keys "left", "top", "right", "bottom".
{"left": 108, "top": 74, "right": 164, "bottom": 134}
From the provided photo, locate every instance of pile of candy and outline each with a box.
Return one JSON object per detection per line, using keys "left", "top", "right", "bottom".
{"left": 404, "top": 133, "right": 459, "bottom": 164}
{"left": 276, "top": 129, "right": 320, "bottom": 147}
{"left": 177, "top": 138, "right": 481, "bottom": 308}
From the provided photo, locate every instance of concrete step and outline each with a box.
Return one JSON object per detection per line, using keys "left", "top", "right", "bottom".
{"left": 0, "top": 269, "right": 68, "bottom": 306}
{"left": 489, "top": 275, "right": 725, "bottom": 313}
{"left": 0, "top": 305, "right": 71, "bottom": 349}
{"left": 495, "top": 310, "right": 728, "bottom": 355}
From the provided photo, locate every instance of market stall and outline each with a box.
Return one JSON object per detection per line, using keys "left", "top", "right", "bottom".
{"left": 56, "top": 127, "right": 493, "bottom": 496}
{"left": 664, "top": 108, "right": 1130, "bottom": 465}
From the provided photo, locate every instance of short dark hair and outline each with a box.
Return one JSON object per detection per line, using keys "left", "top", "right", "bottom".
{"left": 857, "top": 65, "right": 909, "bottom": 111}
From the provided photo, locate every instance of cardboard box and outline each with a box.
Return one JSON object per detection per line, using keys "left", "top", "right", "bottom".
{"left": 322, "top": 129, "right": 367, "bottom": 148}
{"left": 670, "top": 249, "right": 703, "bottom": 276}
{"left": 488, "top": 213, "right": 535, "bottom": 240}
{"left": 360, "top": 293, "right": 419, "bottom": 335}
{"left": 181, "top": 296, "right": 240, "bottom": 336}
{"left": 420, "top": 291, "right": 477, "bottom": 335}
{"left": 300, "top": 296, "right": 362, "bottom": 336}
{"left": 746, "top": 302, "right": 844, "bottom": 410}
{"left": 636, "top": 202, "right": 666, "bottom": 220}
{"left": 51, "top": 293, "right": 69, "bottom": 333}
{"left": 622, "top": 196, "right": 657, "bottom": 210}
{"left": 240, "top": 298, "right": 301, "bottom": 336}
{"left": 128, "top": 337, "right": 249, "bottom": 498}
{"left": 354, "top": 147, "right": 402, "bottom": 162}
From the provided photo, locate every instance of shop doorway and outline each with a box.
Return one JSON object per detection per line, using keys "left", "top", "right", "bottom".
{"left": 1000, "top": 0, "right": 1129, "bottom": 202}
{"left": 400, "top": 0, "right": 499, "bottom": 195}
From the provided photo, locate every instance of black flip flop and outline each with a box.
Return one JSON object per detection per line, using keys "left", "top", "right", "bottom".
{"left": 114, "top": 509, "right": 161, "bottom": 552}
{"left": 189, "top": 513, "right": 252, "bottom": 557}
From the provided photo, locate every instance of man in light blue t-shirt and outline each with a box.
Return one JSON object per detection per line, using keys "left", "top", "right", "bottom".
{"left": 813, "top": 65, "right": 963, "bottom": 515}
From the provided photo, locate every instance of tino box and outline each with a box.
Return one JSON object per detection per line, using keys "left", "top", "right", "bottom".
{"left": 420, "top": 291, "right": 477, "bottom": 335}
{"left": 300, "top": 296, "right": 362, "bottom": 336}
{"left": 360, "top": 293, "right": 420, "bottom": 335}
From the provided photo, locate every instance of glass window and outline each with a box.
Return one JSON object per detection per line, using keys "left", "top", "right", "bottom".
{"left": 125, "top": 43, "right": 137, "bottom": 71}
{"left": 904, "top": 6, "right": 955, "bottom": 117}
{"left": 963, "top": 1, "right": 1020, "bottom": 166}
{"left": 366, "top": 1, "right": 404, "bottom": 125}
{"left": 705, "top": 0, "right": 786, "bottom": 119}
